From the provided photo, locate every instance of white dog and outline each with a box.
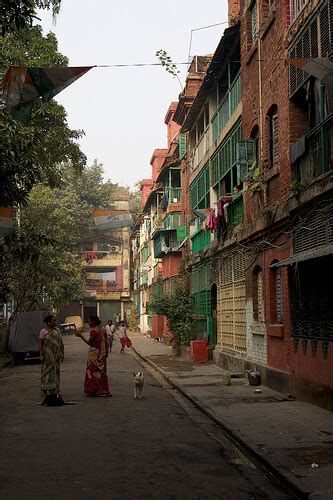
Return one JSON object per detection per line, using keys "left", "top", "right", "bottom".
{"left": 133, "top": 371, "right": 144, "bottom": 399}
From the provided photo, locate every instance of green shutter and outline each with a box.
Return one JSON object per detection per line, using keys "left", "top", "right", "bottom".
{"left": 179, "top": 133, "right": 187, "bottom": 159}
{"left": 236, "top": 140, "right": 256, "bottom": 184}
{"left": 176, "top": 226, "right": 187, "bottom": 243}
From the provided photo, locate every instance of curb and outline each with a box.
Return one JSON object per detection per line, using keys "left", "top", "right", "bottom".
{"left": 132, "top": 346, "right": 308, "bottom": 499}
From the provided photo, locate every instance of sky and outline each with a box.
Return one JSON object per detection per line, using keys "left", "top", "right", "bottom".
{"left": 38, "top": 0, "right": 228, "bottom": 188}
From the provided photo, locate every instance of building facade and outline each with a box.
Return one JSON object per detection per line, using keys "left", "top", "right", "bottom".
{"left": 131, "top": 0, "right": 333, "bottom": 409}
{"left": 60, "top": 193, "right": 132, "bottom": 327}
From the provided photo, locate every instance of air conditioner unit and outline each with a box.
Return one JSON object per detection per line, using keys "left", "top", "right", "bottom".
{"left": 110, "top": 245, "right": 120, "bottom": 252}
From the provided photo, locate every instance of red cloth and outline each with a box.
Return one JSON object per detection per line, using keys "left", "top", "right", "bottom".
{"left": 84, "top": 328, "right": 110, "bottom": 396}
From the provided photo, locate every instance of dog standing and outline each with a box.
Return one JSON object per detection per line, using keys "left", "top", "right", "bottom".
{"left": 133, "top": 371, "right": 144, "bottom": 399}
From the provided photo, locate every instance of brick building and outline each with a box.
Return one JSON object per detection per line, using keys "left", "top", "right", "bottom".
{"left": 131, "top": 0, "right": 333, "bottom": 409}
{"left": 236, "top": 0, "right": 333, "bottom": 408}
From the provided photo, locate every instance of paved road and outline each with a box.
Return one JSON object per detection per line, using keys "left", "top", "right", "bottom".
{"left": 0, "top": 337, "right": 292, "bottom": 499}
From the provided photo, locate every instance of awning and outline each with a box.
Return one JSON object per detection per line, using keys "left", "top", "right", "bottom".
{"left": 269, "top": 244, "right": 333, "bottom": 268}
{"left": 289, "top": 57, "right": 333, "bottom": 87}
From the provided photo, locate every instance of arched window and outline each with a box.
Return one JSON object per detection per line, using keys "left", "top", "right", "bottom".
{"left": 267, "top": 105, "right": 279, "bottom": 166}
{"left": 252, "top": 265, "right": 264, "bottom": 322}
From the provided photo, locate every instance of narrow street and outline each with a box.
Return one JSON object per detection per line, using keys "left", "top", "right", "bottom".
{"left": 0, "top": 336, "right": 292, "bottom": 500}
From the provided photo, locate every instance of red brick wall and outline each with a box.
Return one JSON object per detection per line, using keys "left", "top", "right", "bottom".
{"left": 165, "top": 102, "right": 180, "bottom": 147}
{"left": 241, "top": 0, "right": 310, "bottom": 223}
{"left": 140, "top": 179, "right": 153, "bottom": 207}
{"left": 150, "top": 149, "right": 167, "bottom": 182}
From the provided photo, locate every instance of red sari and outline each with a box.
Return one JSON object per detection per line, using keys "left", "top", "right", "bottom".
{"left": 84, "top": 326, "right": 111, "bottom": 396}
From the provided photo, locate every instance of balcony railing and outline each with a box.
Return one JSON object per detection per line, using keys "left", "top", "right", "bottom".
{"left": 292, "top": 115, "right": 333, "bottom": 183}
{"left": 290, "top": 0, "right": 309, "bottom": 23}
{"left": 227, "top": 193, "right": 244, "bottom": 227}
{"left": 165, "top": 187, "right": 182, "bottom": 203}
{"left": 191, "top": 230, "right": 211, "bottom": 254}
{"left": 212, "top": 73, "right": 241, "bottom": 143}
{"left": 191, "top": 126, "right": 210, "bottom": 171}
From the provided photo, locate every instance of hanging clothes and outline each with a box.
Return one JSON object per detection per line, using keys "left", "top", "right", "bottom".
{"left": 217, "top": 196, "right": 232, "bottom": 240}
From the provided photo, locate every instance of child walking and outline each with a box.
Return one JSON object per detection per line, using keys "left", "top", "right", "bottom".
{"left": 119, "top": 321, "right": 127, "bottom": 354}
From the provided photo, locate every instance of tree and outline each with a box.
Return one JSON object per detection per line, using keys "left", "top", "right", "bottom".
{"left": 0, "top": 0, "right": 61, "bottom": 36}
{"left": 0, "top": 26, "right": 86, "bottom": 206}
{"left": 129, "top": 180, "right": 142, "bottom": 222}
{"left": 0, "top": 162, "right": 119, "bottom": 314}
{"left": 150, "top": 273, "right": 194, "bottom": 349}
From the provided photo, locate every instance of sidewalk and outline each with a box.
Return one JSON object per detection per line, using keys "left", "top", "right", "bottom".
{"left": 130, "top": 331, "right": 333, "bottom": 499}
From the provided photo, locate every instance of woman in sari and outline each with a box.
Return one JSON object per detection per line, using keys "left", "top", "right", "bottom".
{"left": 76, "top": 315, "right": 111, "bottom": 397}
{"left": 40, "top": 314, "right": 64, "bottom": 406}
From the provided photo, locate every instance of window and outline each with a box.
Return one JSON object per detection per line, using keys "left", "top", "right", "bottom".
{"left": 267, "top": 105, "right": 279, "bottom": 166}
{"left": 253, "top": 266, "right": 264, "bottom": 322}
{"left": 251, "top": 1, "right": 258, "bottom": 43}
{"left": 275, "top": 268, "right": 283, "bottom": 323}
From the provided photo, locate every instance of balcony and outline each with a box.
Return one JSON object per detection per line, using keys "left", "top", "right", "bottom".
{"left": 153, "top": 228, "right": 183, "bottom": 258}
{"left": 165, "top": 187, "right": 182, "bottom": 203}
{"left": 191, "top": 126, "right": 210, "bottom": 171}
{"left": 290, "top": 0, "right": 309, "bottom": 23}
{"left": 191, "top": 230, "right": 211, "bottom": 254}
{"left": 83, "top": 251, "right": 122, "bottom": 267}
{"left": 292, "top": 115, "right": 333, "bottom": 183}
{"left": 227, "top": 193, "right": 244, "bottom": 227}
{"left": 211, "top": 73, "right": 241, "bottom": 144}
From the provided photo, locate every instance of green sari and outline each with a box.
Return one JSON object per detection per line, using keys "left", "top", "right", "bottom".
{"left": 41, "top": 327, "right": 63, "bottom": 396}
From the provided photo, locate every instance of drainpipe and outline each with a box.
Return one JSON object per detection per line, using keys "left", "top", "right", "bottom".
{"left": 257, "top": 6, "right": 264, "bottom": 164}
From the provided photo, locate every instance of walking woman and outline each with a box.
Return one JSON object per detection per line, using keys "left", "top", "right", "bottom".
{"left": 76, "top": 315, "right": 111, "bottom": 397}
{"left": 40, "top": 314, "right": 64, "bottom": 406}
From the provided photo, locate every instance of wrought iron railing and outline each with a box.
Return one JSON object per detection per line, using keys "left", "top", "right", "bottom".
{"left": 292, "top": 114, "right": 333, "bottom": 183}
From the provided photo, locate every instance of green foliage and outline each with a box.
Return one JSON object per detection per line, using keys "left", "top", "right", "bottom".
{"left": 150, "top": 274, "right": 194, "bottom": 346}
{"left": 0, "top": 161, "right": 118, "bottom": 313}
{"left": 0, "top": 25, "right": 86, "bottom": 206}
{"left": 290, "top": 179, "right": 309, "bottom": 198}
{"left": 0, "top": 0, "right": 61, "bottom": 36}
{"left": 155, "top": 49, "right": 180, "bottom": 78}
{"left": 155, "top": 49, "right": 183, "bottom": 90}
{"left": 129, "top": 180, "right": 142, "bottom": 222}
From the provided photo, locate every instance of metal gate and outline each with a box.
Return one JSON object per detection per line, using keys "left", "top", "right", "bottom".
{"left": 216, "top": 251, "right": 246, "bottom": 352}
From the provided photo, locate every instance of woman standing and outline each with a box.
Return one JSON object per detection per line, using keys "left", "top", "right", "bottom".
{"left": 76, "top": 315, "right": 111, "bottom": 397}
{"left": 40, "top": 314, "right": 64, "bottom": 406}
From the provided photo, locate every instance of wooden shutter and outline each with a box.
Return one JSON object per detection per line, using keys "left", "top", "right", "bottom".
{"left": 272, "top": 114, "right": 279, "bottom": 165}
{"left": 179, "top": 133, "right": 186, "bottom": 159}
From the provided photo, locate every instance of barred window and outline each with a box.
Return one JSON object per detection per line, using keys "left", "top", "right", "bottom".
{"left": 275, "top": 268, "right": 283, "bottom": 324}
{"left": 251, "top": 1, "right": 258, "bottom": 43}
{"left": 253, "top": 266, "right": 265, "bottom": 322}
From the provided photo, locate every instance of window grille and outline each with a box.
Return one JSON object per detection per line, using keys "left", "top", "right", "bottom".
{"left": 251, "top": 1, "right": 258, "bottom": 42}
{"left": 276, "top": 268, "right": 283, "bottom": 323}
{"left": 289, "top": 1, "right": 332, "bottom": 97}
{"left": 257, "top": 270, "right": 265, "bottom": 322}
